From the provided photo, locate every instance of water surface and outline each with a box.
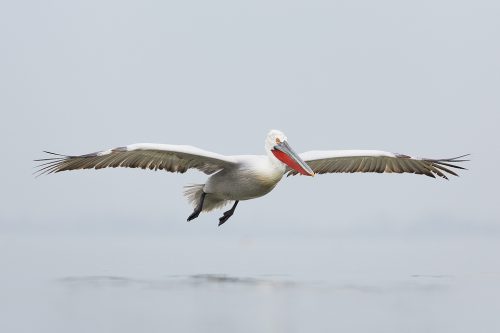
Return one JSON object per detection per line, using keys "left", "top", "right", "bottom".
{"left": 1, "top": 230, "right": 499, "bottom": 332}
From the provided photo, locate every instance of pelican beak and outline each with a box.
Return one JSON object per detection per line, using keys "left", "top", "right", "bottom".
{"left": 272, "top": 141, "right": 315, "bottom": 176}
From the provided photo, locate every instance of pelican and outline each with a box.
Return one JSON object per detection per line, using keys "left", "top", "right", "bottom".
{"left": 35, "top": 130, "right": 468, "bottom": 226}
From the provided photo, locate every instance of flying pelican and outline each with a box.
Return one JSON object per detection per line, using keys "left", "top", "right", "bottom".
{"left": 35, "top": 130, "right": 468, "bottom": 226}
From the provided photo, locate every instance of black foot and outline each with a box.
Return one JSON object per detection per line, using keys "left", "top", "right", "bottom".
{"left": 218, "top": 201, "right": 239, "bottom": 226}
{"left": 187, "top": 192, "right": 206, "bottom": 222}
{"left": 187, "top": 211, "right": 200, "bottom": 222}
{"left": 218, "top": 211, "right": 233, "bottom": 226}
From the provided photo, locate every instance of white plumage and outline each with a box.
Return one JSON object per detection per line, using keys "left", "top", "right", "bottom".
{"left": 35, "top": 130, "right": 468, "bottom": 226}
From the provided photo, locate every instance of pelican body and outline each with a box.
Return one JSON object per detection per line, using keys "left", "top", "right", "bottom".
{"left": 36, "top": 130, "right": 468, "bottom": 226}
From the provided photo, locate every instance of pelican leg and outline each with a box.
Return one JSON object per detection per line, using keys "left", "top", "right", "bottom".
{"left": 187, "top": 192, "right": 206, "bottom": 222}
{"left": 218, "top": 201, "right": 239, "bottom": 226}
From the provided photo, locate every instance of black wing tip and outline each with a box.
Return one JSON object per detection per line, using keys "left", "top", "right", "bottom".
{"left": 425, "top": 153, "right": 470, "bottom": 179}
{"left": 33, "top": 151, "right": 70, "bottom": 176}
{"left": 34, "top": 151, "right": 70, "bottom": 162}
{"left": 42, "top": 150, "right": 69, "bottom": 157}
{"left": 442, "top": 154, "right": 471, "bottom": 163}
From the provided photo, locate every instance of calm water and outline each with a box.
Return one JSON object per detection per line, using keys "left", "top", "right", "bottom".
{"left": 1, "top": 229, "right": 499, "bottom": 332}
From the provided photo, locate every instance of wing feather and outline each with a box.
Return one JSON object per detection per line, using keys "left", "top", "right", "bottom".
{"left": 35, "top": 143, "right": 237, "bottom": 176}
{"left": 287, "top": 150, "right": 468, "bottom": 179}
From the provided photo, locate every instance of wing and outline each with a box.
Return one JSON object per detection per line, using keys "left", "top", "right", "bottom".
{"left": 35, "top": 143, "right": 237, "bottom": 176}
{"left": 287, "top": 150, "right": 469, "bottom": 179}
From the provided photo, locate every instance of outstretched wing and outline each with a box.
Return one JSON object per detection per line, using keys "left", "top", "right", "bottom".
{"left": 287, "top": 150, "right": 469, "bottom": 179}
{"left": 35, "top": 143, "right": 237, "bottom": 176}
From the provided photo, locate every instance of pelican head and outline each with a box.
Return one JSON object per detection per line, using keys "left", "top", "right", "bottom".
{"left": 265, "top": 129, "right": 315, "bottom": 176}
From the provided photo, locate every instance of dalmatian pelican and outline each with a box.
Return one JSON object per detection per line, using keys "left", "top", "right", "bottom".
{"left": 35, "top": 130, "right": 468, "bottom": 226}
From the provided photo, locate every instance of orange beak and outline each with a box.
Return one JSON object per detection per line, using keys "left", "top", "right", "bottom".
{"left": 272, "top": 141, "right": 315, "bottom": 176}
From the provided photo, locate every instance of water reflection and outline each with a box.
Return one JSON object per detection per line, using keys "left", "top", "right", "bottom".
{"left": 57, "top": 274, "right": 297, "bottom": 289}
{"left": 57, "top": 274, "right": 448, "bottom": 294}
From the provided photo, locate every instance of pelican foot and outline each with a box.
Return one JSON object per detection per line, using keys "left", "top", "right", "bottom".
{"left": 218, "top": 201, "right": 239, "bottom": 226}
{"left": 187, "top": 192, "right": 206, "bottom": 222}
{"left": 187, "top": 211, "right": 200, "bottom": 222}
{"left": 218, "top": 212, "right": 233, "bottom": 226}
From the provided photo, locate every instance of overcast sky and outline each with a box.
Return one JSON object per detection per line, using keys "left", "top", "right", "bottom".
{"left": 1, "top": 0, "right": 499, "bottom": 235}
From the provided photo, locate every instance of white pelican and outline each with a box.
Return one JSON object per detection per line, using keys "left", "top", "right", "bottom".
{"left": 35, "top": 130, "right": 468, "bottom": 226}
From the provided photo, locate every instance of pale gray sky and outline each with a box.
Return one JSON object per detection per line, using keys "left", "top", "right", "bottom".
{"left": 1, "top": 0, "right": 499, "bottom": 235}
{"left": 2, "top": 2, "right": 500, "bottom": 332}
